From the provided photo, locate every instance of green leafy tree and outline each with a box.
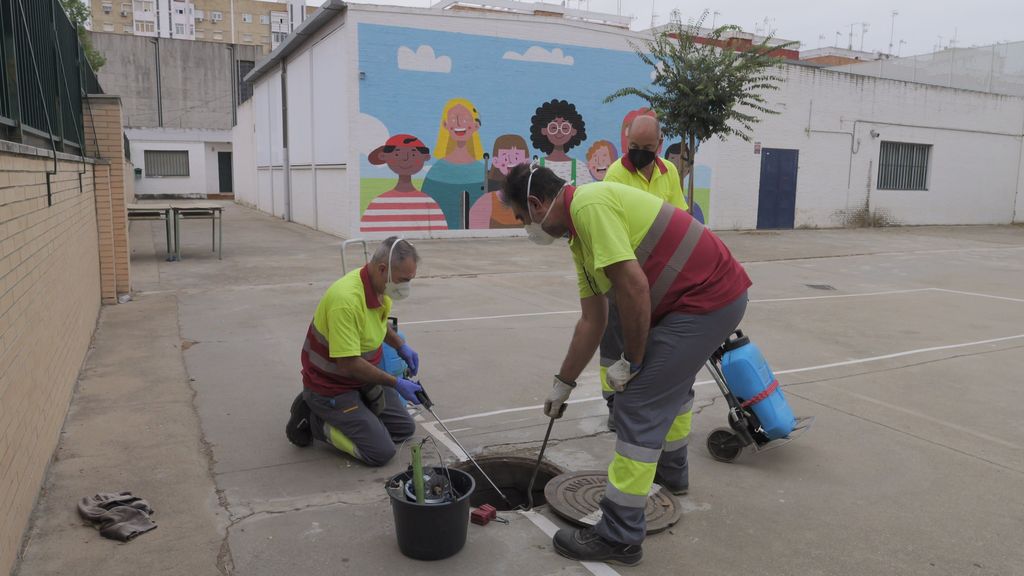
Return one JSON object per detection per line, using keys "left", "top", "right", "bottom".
{"left": 59, "top": 0, "right": 106, "bottom": 70}
{"left": 606, "top": 10, "right": 794, "bottom": 212}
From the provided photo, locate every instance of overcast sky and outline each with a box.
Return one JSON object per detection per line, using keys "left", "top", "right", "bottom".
{"left": 306, "top": 0, "right": 1022, "bottom": 57}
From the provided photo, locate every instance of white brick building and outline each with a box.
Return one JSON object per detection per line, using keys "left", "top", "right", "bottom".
{"left": 235, "top": 1, "right": 1024, "bottom": 237}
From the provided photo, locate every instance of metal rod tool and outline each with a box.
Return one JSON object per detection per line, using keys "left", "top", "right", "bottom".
{"left": 415, "top": 387, "right": 513, "bottom": 508}
{"left": 526, "top": 404, "right": 565, "bottom": 511}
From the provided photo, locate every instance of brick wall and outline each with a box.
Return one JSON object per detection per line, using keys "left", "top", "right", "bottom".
{"left": 0, "top": 146, "right": 101, "bottom": 575}
{"left": 84, "top": 96, "right": 131, "bottom": 300}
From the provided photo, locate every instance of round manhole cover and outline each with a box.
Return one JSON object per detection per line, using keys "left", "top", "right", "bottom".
{"left": 544, "top": 471, "right": 681, "bottom": 534}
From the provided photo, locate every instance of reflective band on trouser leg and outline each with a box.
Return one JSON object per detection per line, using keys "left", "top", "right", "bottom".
{"left": 663, "top": 401, "right": 693, "bottom": 452}
{"left": 605, "top": 440, "right": 660, "bottom": 508}
{"left": 325, "top": 423, "right": 362, "bottom": 460}
{"left": 599, "top": 363, "right": 615, "bottom": 396}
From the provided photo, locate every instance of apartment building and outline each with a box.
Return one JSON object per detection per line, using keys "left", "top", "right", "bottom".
{"left": 89, "top": 0, "right": 316, "bottom": 53}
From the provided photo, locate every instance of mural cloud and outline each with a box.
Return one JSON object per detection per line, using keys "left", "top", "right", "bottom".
{"left": 397, "top": 45, "right": 452, "bottom": 73}
{"left": 503, "top": 46, "right": 574, "bottom": 66}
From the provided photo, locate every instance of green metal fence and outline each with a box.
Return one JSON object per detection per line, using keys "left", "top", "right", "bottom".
{"left": 0, "top": 0, "right": 102, "bottom": 154}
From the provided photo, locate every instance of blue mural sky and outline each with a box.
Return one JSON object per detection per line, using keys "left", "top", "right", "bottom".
{"left": 357, "top": 23, "right": 710, "bottom": 188}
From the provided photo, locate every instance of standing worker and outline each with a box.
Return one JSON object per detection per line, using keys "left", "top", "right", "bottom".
{"left": 285, "top": 237, "right": 424, "bottom": 467}
{"left": 601, "top": 115, "right": 690, "bottom": 434}
{"left": 502, "top": 164, "right": 750, "bottom": 565}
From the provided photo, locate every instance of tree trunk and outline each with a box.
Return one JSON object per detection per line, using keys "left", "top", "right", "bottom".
{"left": 686, "top": 133, "right": 696, "bottom": 214}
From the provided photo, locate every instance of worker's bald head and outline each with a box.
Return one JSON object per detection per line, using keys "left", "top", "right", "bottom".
{"left": 627, "top": 115, "right": 662, "bottom": 143}
{"left": 625, "top": 115, "right": 662, "bottom": 169}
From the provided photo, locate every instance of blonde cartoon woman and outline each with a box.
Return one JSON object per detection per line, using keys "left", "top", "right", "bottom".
{"left": 421, "top": 98, "right": 486, "bottom": 230}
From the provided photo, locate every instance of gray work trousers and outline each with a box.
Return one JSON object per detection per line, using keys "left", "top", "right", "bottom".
{"left": 596, "top": 293, "right": 748, "bottom": 545}
{"left": 304, "top": 387, "right": 416, "bottom": 466}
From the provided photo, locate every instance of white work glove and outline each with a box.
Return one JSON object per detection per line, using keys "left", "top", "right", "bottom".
{"left": 544, "top": 376, "right": 575, "bottom": 419}
{"left": 606, "top": 354, "right": 643, "bottom": 392}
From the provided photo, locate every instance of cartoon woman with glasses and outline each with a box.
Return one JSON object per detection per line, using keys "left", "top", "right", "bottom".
{"left": 529, "top": 99, "right": 591, "bottom": 186}
{"left": 421, "top": 98, "right": 486, "bottom": 230}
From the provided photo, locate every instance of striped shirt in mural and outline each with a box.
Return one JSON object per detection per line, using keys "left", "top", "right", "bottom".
{"left": 360, "top": 190, "right": 449, "bottom": 233}
{"left": 301, "top": 266, "right": 391, "bottom": 396}
{"left": 565, "top": 182, "right": 750, "bottom": 318}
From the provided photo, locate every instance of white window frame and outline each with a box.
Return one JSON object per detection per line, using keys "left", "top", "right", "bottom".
{"left": 102, "top": 2, "right": 113, "bottom": 14}
{"left": 144, "top": 150, "right": 190, "bottom": 178}
{"left": 102, "top": 22, "right": 114, "bottom": 31}
{"left": 260, "top": 14, "right": 270, "bottom": 25}
{"left": 242, "top": 13, "right": 253, "bottom": 23}
{"left": 211, "top": 11, "right": 223, "bottom": 22}
{"left": 242, "top": 33, "right": 253, "bottom": 42}
{"left": 174, "top": 23, "right": 185, "bottom": 35}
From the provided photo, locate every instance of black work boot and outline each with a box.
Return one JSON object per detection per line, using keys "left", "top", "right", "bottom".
{"left": 654, "top": 472, "right": 689, "bottom": 496}
{"left": 285, "top": 392, "right": 312, "bottom": 447}
{"left": 552, "top": 527, "right": 642, "bottom": 566}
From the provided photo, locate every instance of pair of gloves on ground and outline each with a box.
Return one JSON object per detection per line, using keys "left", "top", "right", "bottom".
{"left": 363, "top": 343, "right": 422, "bottom": 414}
{"left": 544, "top": 354, "right": 641, "bottom": 419}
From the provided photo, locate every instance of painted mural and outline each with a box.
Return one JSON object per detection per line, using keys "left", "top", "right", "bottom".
{"left": 357, "top": 24, "right": 712, "bottom": 234}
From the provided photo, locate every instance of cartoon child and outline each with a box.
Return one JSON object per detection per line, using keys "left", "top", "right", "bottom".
{"left": 421, "top": 98, "right": 486, "bottom": 230}
{"left": 585, "top": 140, "right": 618, "bottom": 182}
{"left": 360, "top": 134, "right": 448, "bottom": 233}
{"left": 529, "top": 99, "right": 591, "bottom": 186}
{"left": 469, "top": 134, "right": 529, "bottom": 229}
{"left": 665, "top": 141, "right": 693, "bottom": 181}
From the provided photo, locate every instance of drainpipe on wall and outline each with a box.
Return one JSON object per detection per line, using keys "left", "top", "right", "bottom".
{"left": 230, "top": 0, "right": 237, "bottom": 44}
{"left": 154, "top": 39, "right": 163, "bottom": 127}
{"left": 281, "top": 60, "right": 291, "bottom": 221}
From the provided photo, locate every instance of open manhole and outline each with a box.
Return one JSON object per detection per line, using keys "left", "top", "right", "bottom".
{"left": 544, "top": 471, "right": 681, "bottom": 534}
{"left": 453, "top": 456, "right": 564, "bottom": 511}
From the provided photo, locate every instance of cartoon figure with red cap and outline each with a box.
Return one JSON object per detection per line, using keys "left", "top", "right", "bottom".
{"left": 361, "top": 134, "right": 449, "bottom": 233}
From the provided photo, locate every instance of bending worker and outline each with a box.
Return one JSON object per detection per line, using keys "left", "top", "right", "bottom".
{"left": 285, "top": 237, "right": 423, "bottom": 466}
{"left": 502, "top": 164, "right": 750, "bottom": 565}
{"left": 601, "top": 114, "right": 689, "bottom": 434}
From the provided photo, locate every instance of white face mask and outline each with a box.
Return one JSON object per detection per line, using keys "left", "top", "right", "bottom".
{"left": 385, "top": 239, "right": 412, "bottom": 301}
{"left": 524, "top": 166, "right": 561, "bottom": 246}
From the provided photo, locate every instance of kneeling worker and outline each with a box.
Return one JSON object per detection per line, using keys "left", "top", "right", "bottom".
{"left": 502, "top": 164, "right": 750, "bottom": 565}
{"left": 286, "top": 237, "right": 423, "bottom": 467}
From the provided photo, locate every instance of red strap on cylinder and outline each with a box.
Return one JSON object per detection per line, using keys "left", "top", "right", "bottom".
{"left": 741, "top": 379, "right": 779, "bottom": 409}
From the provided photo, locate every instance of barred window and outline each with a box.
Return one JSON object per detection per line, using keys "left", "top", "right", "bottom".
{"left": 878, "top": 142, "right": 931, "bottom": 191}
{"left": 144, "top": 150, "right": 189, "bottom": 177}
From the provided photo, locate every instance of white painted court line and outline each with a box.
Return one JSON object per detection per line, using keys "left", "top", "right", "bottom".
{"left": 437, "top": 333, "right": 1024, "bottom": 425}
{"left": 403, "top": 287, "right": 944, "bottom": 326}
{"left": 518, "top": 511, "right": 623, "bottom": 576}
{"left": 413, "top": 414, "right": 469, "bottom": 460}
{"left": 403, "top": 310, "right": 578, "bottom": 325}
{"left": 930, "top": 288, "right": 1024, "bottom": 304}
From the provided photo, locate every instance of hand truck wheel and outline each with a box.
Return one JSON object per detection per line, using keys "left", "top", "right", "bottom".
{"left": 707, "top": 427, "right": 744, "bottom": 463}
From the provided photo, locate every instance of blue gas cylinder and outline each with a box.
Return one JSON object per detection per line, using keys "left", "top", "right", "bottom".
{"left": 719, "top": 332, "right": 795, "bottom": 440}
{"left": 381, "top": 326, "right": 409, "bottom": 378}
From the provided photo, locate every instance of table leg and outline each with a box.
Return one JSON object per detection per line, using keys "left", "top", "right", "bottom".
{"left": 218, "top": 210, "right": 223, "bottom": 260}
{"left": 165, "top": 211, "right": 174, "bottom": 261}
{"left": 174, "top": 210, "right": 182, "bottom": 261}
{"left": 211, "top": 215, "right": 215, "bottom": 252}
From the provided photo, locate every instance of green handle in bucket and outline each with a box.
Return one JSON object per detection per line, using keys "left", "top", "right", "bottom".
{"left": 411, "top": 443, "right": 425, "bottom": 504}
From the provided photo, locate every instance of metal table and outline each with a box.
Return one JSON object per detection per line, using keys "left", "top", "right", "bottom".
{"left": 127, "top": 203, "right": 175, "bottom": 261}
{"left": 172, "top": 203, "right": 223, "bottom": 261}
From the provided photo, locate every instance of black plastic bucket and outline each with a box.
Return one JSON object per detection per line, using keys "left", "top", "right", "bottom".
{"left": 386, "top": 467, "right": 475, "bottom": 561}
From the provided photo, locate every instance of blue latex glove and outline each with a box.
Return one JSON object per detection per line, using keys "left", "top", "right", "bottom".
{"left": 397, "top": 343, "right": 419, "bottom": 376}
{"left": 395, "top": 378, "right": 423, "bottom": 405}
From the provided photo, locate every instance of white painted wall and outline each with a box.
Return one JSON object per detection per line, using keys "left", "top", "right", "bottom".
{"left": 127, "top": 127, "right": 231, "bottom": 198}
{"left": 239, "top": 5, "right": 1024, "bottom": 236}
{"left": 232, "top": 100, "right": 258, "bottom": 207}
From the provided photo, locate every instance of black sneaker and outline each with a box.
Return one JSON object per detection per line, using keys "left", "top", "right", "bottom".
{"left": 552, "top": 527, "right": 642, "bottom": 566}
{"left": 285, "top": 392, "right": 312, "bottom": 447}
{"left": 654, "top": 472, "right": 688, "bottom": 496}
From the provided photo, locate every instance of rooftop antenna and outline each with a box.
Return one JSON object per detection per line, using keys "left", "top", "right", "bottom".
{"left": 818, "top": 33, "right": 826, "bottom": 49}
{"left": 711, "top": 10, "right": 721, "bottom": 29}
{"left": 835, "top": 31, "right": 842, "bottom": 47}
{"left": 649, "top": 0, "right": 656, "bottom": 28}
{"left": 888, "top": 10, "right": 898, "bottom": 55}
{"left": 859, "top": 22, "right": 870, "bottom": 51}
{"left": 898, "top": 39, "right": 906, "bottom": 56}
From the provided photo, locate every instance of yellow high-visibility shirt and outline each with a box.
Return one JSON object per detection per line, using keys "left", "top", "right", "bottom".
{"left": 603, "top": 155, "right": 689, "bottom": 211}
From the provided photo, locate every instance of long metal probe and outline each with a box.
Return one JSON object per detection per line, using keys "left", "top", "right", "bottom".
{"left": 415, "top": 388, "right": 513, "bottom": 508}
{"left": 526, "top": 407, "right": 563, "bottom": 510}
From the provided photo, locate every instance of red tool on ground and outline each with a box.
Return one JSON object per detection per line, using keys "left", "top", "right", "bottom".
{"left": 471, "top": 504, "right": 497, "bottom": 526}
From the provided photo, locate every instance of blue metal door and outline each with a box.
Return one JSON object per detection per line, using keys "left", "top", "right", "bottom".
{"left": 756, "top": 148, "right": 799, "bottom": 229}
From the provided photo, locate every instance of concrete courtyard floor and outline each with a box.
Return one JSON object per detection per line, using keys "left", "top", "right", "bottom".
{"left": 15, "top": 203, "right": 1024, "bottom": 576}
